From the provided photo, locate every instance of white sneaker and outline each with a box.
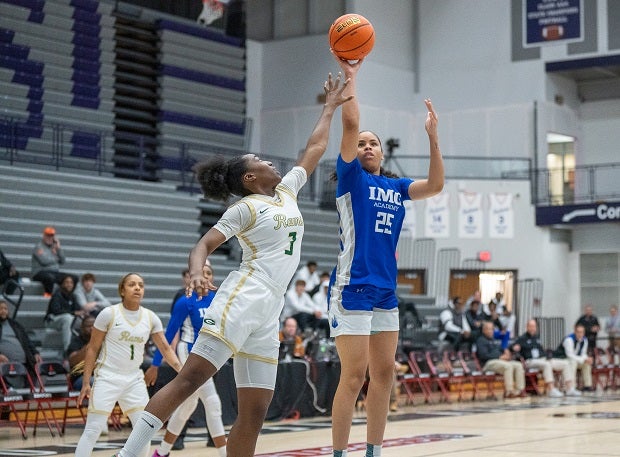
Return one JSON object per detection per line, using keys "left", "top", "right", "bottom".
{"left": 548, "top": 388, "right": 564, "bottom": 398}
{"left": 565, "top": 388, "right": 582, "bottom": 397}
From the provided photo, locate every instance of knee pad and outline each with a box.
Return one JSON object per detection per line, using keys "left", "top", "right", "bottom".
{"left": 204, "top": 394, "right": 222, "bottom": 417}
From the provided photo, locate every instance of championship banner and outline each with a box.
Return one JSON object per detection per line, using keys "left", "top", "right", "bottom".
{"left": 424, "top": 192, "right": 450, "bottom": 238}
{"left": 489, "top": 193, "right": 514, "bottom": 239}
{"left": 458, "top": 191, "right": 483, "bottom": 239}
{"left": 401, "top": 200, "right": 416, "bottom": 238}
{"left": 523, "top": 0, "right": 583, "bottom": 47}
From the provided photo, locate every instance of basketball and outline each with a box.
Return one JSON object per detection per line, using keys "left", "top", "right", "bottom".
{"left": 328, "top": 13, "right": 375, "bottom": 61}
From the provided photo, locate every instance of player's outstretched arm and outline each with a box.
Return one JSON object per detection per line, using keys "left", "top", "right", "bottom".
{"left": 187, "top": 228, "right": 225, "bottom": 298}
{"left": 408, "top": 99, "right": 444, "bottom": 201}
{"left": 296, "top": 72, "right": 353, "bottom": 177}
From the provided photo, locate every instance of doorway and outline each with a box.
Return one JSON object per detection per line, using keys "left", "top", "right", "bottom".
{"left": 448, "top": 269, "right": 518, "bottom": 331}
{"left": 546, "top": 132, "right": 575, "bottom": 205}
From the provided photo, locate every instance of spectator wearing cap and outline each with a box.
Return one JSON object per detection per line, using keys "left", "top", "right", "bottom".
{"left": 31, "top": 226, "right": 78, "bottom": 297}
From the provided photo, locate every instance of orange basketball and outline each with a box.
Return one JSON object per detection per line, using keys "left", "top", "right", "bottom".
{"left": 328, "top": 13, "right": 375, "bottom": 61}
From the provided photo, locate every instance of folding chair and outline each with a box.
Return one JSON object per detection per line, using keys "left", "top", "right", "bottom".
{"left": 458, "top": 350, "right": 491, "bottom": 400}
{"left": 425, "top": 350, "right": 452, "bottom": 403}
{"left": 0, "top": 362, "right": 33, "bottom": 439}
{"left": 520, "top": 358, "right": 543, "bottom": 395}
{"left": 606, "top": 347, "right": 620, "bottom": 390}
{"left": 472, "top": 352, "right": 502, "bottom": 400}
{"left": 35, "top": 361, "right": 85, "bottom": 435}
{"left": 591, "top": 348, "right": 614, "bottom": 391}
{"left": 407, "top": 351, "right": 436, "bottom": 404}
{"left": 443, "top": 350, "right": 468, "bottom": 401}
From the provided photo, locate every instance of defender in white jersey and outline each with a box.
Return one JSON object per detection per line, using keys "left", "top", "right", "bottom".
{"left": 116, "top": 73, "right": 353, "bottom": 457}
{"left": 75, "top": 273, "right": 182, "bottom": 457}
{"left": 329, "top": 55, "right": 444, "bottom": 457}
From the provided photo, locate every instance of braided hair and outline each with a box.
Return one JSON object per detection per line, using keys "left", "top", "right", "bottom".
{"left": 194, "top": 155, "right": 250, "bottom": 201}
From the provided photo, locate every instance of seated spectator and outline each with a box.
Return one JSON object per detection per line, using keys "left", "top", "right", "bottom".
{"left": 439, "top": 296, "right": 471, "bottom": 350}
{"left": 511, "top": 319, "right": 571, "bottom": 397}
{"left": 44, "top": 275, "right": 85, "bottom": 352}
{"left": 0, "top": 299, "right": 42, "bottom": 387}
{"left": 282, "top": 279, "right": 328, "bottom": 332}
{"left": 465, "top": 299, "right": 485, "bottom": 342}
{"left": 483, "top": 301, "right": 511, "bottom": 350}
{"left": 553, "top": 323, "right": 593, "bottom": 394}
{"left": 67, "top": 315, "right": 95, "bottom": 390}
{"left": 74, "top": 273, "right": 111, "bottom": 316}
{"left": 475, "top": 321, "right": 525, "bottom": 398}
{"left": 312, "top": 280, "right": 329, "bottom": 318}
{"left": 291, "top": 261, "right": 321, "bottom": 295}
{"left": 0, "top": 248, "right": 20, "bottom": 295}
{"left": 278, "top": 317, "right": 305, "bottom": 360}
{"left": 465, "top": 289, "right": 482, "bottom": 310}
{"left": 605, "top": 305, "right": 620, "bottom": 351}
{"left": 31, "top": 226, "right": 78, "bottom": 297}
{"left": 485, "top": 291, "right": 506, "bottom": 315}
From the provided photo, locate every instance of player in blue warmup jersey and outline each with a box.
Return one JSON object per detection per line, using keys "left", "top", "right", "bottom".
{"left": 145, "top": 261, "right": 227, "bottom": 457}
{"left": 114, "top": 73, "right": 352, "bottom": 457}
{"left": 328, "top": 55, "right": 444, "bottom": 457}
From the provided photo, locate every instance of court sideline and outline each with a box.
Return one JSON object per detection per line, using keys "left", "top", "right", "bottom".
{"left": 1, "top": 393, "right": 619, "bottom": 456}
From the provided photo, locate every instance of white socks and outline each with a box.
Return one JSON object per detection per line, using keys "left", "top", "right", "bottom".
{"left": 118, "top": 411, "right": 163, "bottom": 457}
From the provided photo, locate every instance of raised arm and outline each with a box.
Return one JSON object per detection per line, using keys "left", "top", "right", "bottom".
{"left": 296, "top": 72, "right": 353, "bottom": 176}
{"left": 187, "top": 228, "right": 226, "bottom": 298}
{"left": 408, "top": 99, "right": 445, "bottom": 200}
{"left": 332, "top": 55, "right": 363, "bottom": 163}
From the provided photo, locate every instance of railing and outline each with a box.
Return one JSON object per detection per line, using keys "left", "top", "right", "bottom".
{"left": 530, "top": 163, "right": 620, "bottom": 206}
{"left": 6, "top": 116, "right": 616, "bottom": 207}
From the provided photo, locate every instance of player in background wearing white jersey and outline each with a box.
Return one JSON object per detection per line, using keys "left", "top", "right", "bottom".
{"left": 75, "top": 273, "right": 182, "bottom": 457}
{"left": 328, "top": 54, "right": 444, "bottom": 457}
{"left": 114, "top": 73, "right": 352, "bottom": 457}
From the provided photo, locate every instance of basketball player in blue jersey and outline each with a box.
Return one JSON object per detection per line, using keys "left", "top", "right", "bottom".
{"left": 114, "top": 73, "right": 353, "bottom": 457}
{"left": 75, "top": 273, "right": 182, "bottom": 457}
{"left": 328, "top": 54, "right": 444, "bottom": 457}
{"left": 145, "top": 261, "right": 227, "bottom": 457}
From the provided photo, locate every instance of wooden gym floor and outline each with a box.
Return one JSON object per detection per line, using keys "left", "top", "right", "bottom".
{"left": 1, "top": 391, "right": 619, "bottom": 456}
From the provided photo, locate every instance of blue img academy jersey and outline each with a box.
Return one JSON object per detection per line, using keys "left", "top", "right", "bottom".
{"left": 332, "top": 156, "right": 413, "bottom": 289}
{"left": 151, "top": 291, "right": 215, "bottom": 367}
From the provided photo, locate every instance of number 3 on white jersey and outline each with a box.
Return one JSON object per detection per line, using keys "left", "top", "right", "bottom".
{"left": 375, "top": 212, "right": 394, "bottom": 234}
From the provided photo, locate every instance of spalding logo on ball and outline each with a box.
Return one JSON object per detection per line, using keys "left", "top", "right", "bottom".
{"left": 329, "top": 13, "right": 375, "bottom": 60}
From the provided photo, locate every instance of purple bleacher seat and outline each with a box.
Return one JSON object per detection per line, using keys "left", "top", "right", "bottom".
{"left": 72, "top": 46, "right": 101, "bottom": 60}
{"left": 0, "top": 56, "right": 44, "bottom": 74}
{"left": 160, "top": 64, "right": 245, "bottom": 92}
{"left": 27, "top": 86, "right": 44, "bottom": 100}
{"left": 157, "top": 19, "right": 244, "bottom": 47}
{"left": 72, "top": 58, "right": 100, "bottom": 74}
{"left": 72, "top": 9, "right": 101, "bottom": 24}
{"left": 0, "top": 29, "right": 15, "bottom": 44}
{"left": 0, "top": 43, "right": 30, "bottom": 59}
{"left": 159, "top": 110, "right": 244, "bottom": 135}
{"left": 71, "top": 94, "right": 100, "bottom": 109}
{"left": 70, "top": 69, "right": 99, "bottom": 85}
{"left": 11, "top": 71, "right": 43, "bottom": 87}
{"left": 72, "top": 21, "right": 101, "bottom": 36}
{"left": 1, "top": 0, "right": 44, "bottom": 11}
{"left": 72, "top": 82, "right": 99, "bottom": 98}
{"left": 70, "top": 0, "right": 99, "bottom": 13}
{"left": 71, "top": 131, "right": 100, "bottom": 159}
{"left": 71, "top": 33, "right": 100, "bottom": 49}
{"left": 27, "top": 100, "right": 43, "bottom": 114}
{"left": 28, "top": 10, "right": 44, "bottom": 23}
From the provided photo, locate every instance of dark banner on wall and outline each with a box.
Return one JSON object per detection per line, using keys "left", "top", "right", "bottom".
{"left": 523, "top": 0, "right": 583, "bottom": 47}
{"left": 536, "top": 201, "right": 620, "bottom": 225}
